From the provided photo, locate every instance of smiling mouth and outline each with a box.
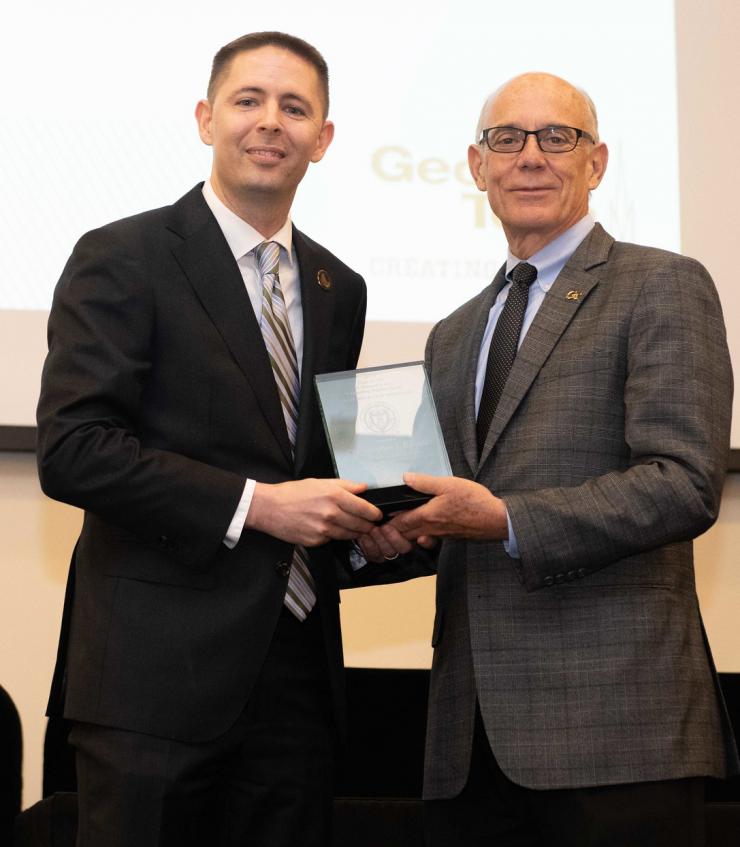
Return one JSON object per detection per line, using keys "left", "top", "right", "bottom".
{"left": 246, "top": 147, "right": 285, "bottom": 161}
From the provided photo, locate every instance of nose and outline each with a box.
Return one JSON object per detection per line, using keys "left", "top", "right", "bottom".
{"left": 257, "top": 99, "right": 282, "bottom": 133}
{"left": 516, "top": 134, "right": 546, "bottom": 168}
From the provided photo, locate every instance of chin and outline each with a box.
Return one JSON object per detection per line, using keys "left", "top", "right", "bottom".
{"left": 509, "top": 212, "right": 556, "bottom": 231}
{"left": 236, "top": 176, "right": 285, "bottom": 195}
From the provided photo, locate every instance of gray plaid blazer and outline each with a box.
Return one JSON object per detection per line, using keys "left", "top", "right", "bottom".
{"left": 423, "top": 223, "right": 739, "bottom": 798}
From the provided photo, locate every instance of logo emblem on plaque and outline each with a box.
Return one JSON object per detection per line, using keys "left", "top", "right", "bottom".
{"left": 362, "top": 402, "right": 399, "bottom": 435}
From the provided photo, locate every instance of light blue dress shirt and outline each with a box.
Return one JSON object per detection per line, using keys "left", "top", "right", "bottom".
{"left": 475, "top": 214, "right": 596, "bottom": 558}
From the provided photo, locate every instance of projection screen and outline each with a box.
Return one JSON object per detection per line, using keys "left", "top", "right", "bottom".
{"left": 1, "top": 0, "right": 737, "bottom": 451}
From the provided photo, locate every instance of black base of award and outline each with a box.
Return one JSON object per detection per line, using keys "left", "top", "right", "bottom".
{"left": 361, "top": 486, "right": 431, "bottom": 517}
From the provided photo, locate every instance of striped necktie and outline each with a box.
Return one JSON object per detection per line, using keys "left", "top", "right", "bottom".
{"left": 255, "top": 240, "right": 316, "bottom": 621}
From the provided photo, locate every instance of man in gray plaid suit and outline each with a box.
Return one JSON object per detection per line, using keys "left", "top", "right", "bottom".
{"left": 361, "top": 72, "right": 738, "bottom": 845}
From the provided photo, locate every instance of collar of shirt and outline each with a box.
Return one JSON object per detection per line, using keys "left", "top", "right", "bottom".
{"left": 200, "top": 179, "right": 304, "bottom": 369}
{"left": 504, "top": 212, "right": 595, "bottom": 295}
{"left": 475, "top": 213, "right": 596, "bottom": 418}
{"left": 201, "top": 179, "right": 295, "bottom": 267}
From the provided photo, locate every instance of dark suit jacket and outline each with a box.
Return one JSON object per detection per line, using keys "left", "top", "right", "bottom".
{"left": 423, "top": 224, "right": 739, "bottom": 797}
{"left": 37, "top": 184, "right": 367, "bottom": 742}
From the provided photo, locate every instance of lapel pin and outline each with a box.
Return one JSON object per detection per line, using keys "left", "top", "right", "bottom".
{"left": 317, "top": 269, "right": 332, "bottom": 290}
{"left": 565, "top": 290, "right": 583, "bottom": 301}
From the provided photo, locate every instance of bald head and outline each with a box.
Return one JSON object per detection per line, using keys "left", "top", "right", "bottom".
{"left": 475, "top": 73, "right": 599, "bottom": 142}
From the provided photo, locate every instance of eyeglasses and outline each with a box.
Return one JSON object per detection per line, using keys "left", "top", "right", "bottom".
{"left": 479, "top": 125, "right": 596, "bottom": 154}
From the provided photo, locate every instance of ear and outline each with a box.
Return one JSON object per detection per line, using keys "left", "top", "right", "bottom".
{"left": 310, "top": 120, "right": 335, "bottom": 163}
{"left": 195, "top": 99, "right": 213, "bottom": 146}
{"left": 468, "top": 143, "right": 486, "bottom": 191}
{"left": 587, "top": 142, "right": 608, "bottom": 190}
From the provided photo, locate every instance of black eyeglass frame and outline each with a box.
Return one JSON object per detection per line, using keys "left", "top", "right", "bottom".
{"left": 478, "top": 125, "right": 596, "bottom": 154}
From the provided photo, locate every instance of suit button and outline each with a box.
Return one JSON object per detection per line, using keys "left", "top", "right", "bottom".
{"left": 566, "top": 570, "right": 576, "bottom": 582}
{"left": 275, "top": 561, "right": 291, "bottom": 577}
{"left": 544, "top": 576, "right": 555, "bottom": 587}
{"left": 577, "top": 568, "right": 588, "bottom": 579}
{"left": 554, "top": 573, "right": 565, "bottom": 584}
{"left": 158, "top": 535, "right": 170, "bottom": 550}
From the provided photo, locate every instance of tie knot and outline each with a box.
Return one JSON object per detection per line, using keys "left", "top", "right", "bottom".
{"left": 255, "top": 240, "right": 280, "bottom": 278}
{"left": 511, "top": 262, "right": 538, "bottom": 289}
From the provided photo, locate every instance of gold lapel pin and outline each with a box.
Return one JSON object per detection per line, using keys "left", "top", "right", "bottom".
{"left": 565, "top": 290, "right": 583, "bottom": 301}
{"left": 317, "top": 269, "right": 332, "bottom": 290}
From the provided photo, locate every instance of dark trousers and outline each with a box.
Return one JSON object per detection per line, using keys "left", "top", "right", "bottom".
{"left": 425, "top": 704, "right": 705, "bottom": 847}
{"left": 70, "top": 606, "right": 335, "bottom": 847}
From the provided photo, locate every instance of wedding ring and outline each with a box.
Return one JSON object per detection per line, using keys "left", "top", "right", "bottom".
{"left": 383, "top": 553, "right": 400, "bottom": 561}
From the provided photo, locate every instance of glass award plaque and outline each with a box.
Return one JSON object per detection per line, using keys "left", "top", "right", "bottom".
{"left": 314, "top": 361, "right": 452, "bottom": 514}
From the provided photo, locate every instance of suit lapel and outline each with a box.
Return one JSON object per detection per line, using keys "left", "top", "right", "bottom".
{"left": 454, "top": 268, "right": 507, "bottom": 475}
{"left": 167, "top": 186, "right": 293, "bottom": 465}
{"left": 293, "top": 229, "right": 336, "bottom": 474}
{"left": 478, "top": 224, "right": 613, "bottom": 469}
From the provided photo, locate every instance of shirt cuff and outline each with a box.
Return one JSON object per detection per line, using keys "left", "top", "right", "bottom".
{"left": 502, "top": 507, "right": 520, "bottom": 559}
{"left": 223, "top": 478, "right": 255, "bottom": 549}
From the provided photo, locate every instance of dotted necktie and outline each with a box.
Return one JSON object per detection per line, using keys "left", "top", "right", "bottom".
{"left": 476, "top": 262, "right": 538, "bottom": 455}
{"left": 255, "top": 241, "right": 316, "bottom": 621}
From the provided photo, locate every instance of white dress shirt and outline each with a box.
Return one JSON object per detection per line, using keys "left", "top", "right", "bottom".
{"left": 200, "top": 180, "right": 303, "bottom": 548}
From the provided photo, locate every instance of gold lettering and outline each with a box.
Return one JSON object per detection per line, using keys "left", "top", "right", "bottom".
{"left": 371, "top": 146, "right": 413, "bottom": 182}
{"left": 418, "top": 158, "right": 449, "bottom": 184}
{"left": 462, "top": 193, "right": 488, "bottom": 228}
{"left": 461, "top": 193, "right": 503, "bottom": 228}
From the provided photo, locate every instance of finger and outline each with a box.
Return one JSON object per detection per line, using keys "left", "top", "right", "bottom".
{"left": 368, "top": 532, "right": 398, "bottom": 560}
{"left": 403, "top": 472, "right": 446, "bottom": 494}
{"left": 330, "top": 514, "right": 382, "bottom": 537}
{"left": 387, "top": 507, "right": 424, "bottom": 536}
{"left": 335, "top": 488, "right": 383, "bottom": 522}
{"left": 374, "top": 523, "right": 414, "bottom": 555}
{"left": 326, "top": 529, "right": 361, "bottom": 542}
{"left": 335, "top": 478, "right": 369, "bottom": 494}
{"left": 365, "top": 527, "right": 404, "bottom": 559}
{"left": 322, "top": 521, "right": 378, "bottom": 541}
{"left": 327, "top": 495, "right": 386, "bottom": 533}
{"left": 417, "top": 535, "right": 439, "bottom": 549}
{"left": 356, "top": 535, "right": 384, "bottom": 563}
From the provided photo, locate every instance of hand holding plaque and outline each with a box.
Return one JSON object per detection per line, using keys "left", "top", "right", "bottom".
{"left": 314, "top": 362, "right": 452, "bottom": 515}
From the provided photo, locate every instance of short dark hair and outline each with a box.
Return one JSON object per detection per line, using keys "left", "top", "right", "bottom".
{"left": 207, "top": 31, "right": 330, "bottom": 117}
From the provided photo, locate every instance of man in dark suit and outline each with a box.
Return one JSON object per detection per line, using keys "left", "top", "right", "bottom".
{"left": 36, "top": 31, "right": 384, "bottom": 847}
{"left": 362, "top": 72, "right": 738, "bottom": 845}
